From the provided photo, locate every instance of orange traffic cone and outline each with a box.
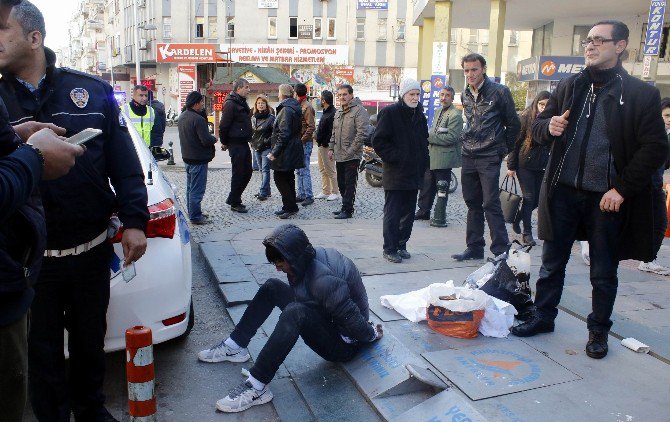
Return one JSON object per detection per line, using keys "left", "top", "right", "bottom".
{"left": 126, "top": 326, "right": 157, "bottom": 421}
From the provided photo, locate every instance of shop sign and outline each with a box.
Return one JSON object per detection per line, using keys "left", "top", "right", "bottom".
{"left": 157, "top": 43, "right": 224, "bottom": 63}
{"left": 517, "top": 56, "right": 585, "bottom": 81}
{"left": 220, "top": 44, "right": 348, "bottom": 65}
{"left": 178, "top": 65, "right": 197, "bottom": 111}
{"left": 141, "top": 79, "right": 156, "bottom": 91}
{"left": 334, "top": 67, "right": 355, "bottom": 82}
{"left": 357, "top": 0, "right": 388, "bottom": 10}
{"left": 258, "top": 0, "right": 278, "bottom": 8}
{"left": 643, "top": 1, "right": 666, "bottom": 55}
{"left": 298, "top": 25, "right": 313, "bottom": 39}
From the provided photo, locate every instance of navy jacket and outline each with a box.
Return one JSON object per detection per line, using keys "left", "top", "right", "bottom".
{"left": 262, "top": 224, "right": 376, "bottom": 343}
{"left": 0, "top": 98, "right": 45, "bottom": 326}
{"left": 0, "top": 48, "right": 149, "bottom": 250}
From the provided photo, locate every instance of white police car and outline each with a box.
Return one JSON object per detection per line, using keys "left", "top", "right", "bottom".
{"left": 65, "top": 114, "right": 193, "bottom": 354}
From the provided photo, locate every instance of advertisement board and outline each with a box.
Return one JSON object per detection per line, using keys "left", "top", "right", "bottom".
{"left": 516, "top": 56, "right": 585, "bottom": 81}
{"left": 298, "top": 25, "right": 313, "bottom": 39}
{"left": 427, "top": 75, "right": 447, "bottom": 127}
{"left": 220, "top": 44, "right": 348, "bottom": 65}
{"left": 157, "top": 43, "right": 224, "bottom": 63}
{"left": 258, "top": 0, "right": 278, "bottom": 8}
{"left": 643, "top": 0, "right": 666, "bottom": 55}
{"left": 178, "top": 65, "right": 197, "bottom": 111}
{"left": 357, "top": 1, "right": 388, "bottom": 10}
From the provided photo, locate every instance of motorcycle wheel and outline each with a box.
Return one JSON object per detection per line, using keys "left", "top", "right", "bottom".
{"left": 166, "top": 120, "right": 174, "bottom": 127}
{"left": 449, "top": 171, "right": 458, "bottom": 193}
{"left": 365, "top": 172, "right": 383, "bottom": 188}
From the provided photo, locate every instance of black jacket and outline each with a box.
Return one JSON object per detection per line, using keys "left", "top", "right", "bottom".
{"left": 507, "top": 110, "right": 549, "bottom": 172}
{"left": 372, "top": 101, "right": 429, "bottom": 190}
{"left": 315, "top": 105, "right": 335, "bottom": 147}
{"left": 262, "top": 224, "right": 375, "bottom": 343}
{"left": 219, "top": 92, "right": 252, "bottom": 145}
{"left": 178, "top": 108, "right": 217, "bottom": 164}
{"left": 0, "top": 48, "right": 149, "bottom": 250}
{"left": 251, "top": 111, "right": 274, "bottom": 152}
{"left": 0, "top": 97, "right": 45, "bottom": 325}
{"left": 461, "top": 76, "right": 521, "bottom": 158}
{"left": 270, "top": 98, "right": 304, "bottom": 172}
{"left": 532, "top": 66, "right": 669, "bottom": 261}
{"left": 150, "top": 99, "right": 167, "bottom": 147}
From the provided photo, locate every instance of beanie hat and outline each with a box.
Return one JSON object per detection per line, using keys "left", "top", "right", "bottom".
{"left": 184, "top": 91, "right": 203, "bottom": 110}
{"left": 399, "top": 79, "right": 421, "bottom": 99}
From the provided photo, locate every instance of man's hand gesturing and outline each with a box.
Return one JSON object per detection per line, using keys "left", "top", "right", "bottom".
{"left": 549, "top": 110, "right": 570, "bottom": 137}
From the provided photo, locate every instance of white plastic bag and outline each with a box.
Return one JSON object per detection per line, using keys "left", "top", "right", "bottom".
{"left": 479, "top": 297, "right": 517, "bottom": 338}
{"left": 463, "top": 261, "right": 495, "bottom": 289}
{"left": 427, "top": 284, "right": 491, "bottom": 312}
{"left": 380, "top": 282, "right": 452, "bottom": 322}
{"left": 507, "top": 244, "right": 531, "bottom": 276}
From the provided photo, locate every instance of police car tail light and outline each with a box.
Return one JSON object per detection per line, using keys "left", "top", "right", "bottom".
{"left": 146, "top": 198, "right": 176, "bottom": 239}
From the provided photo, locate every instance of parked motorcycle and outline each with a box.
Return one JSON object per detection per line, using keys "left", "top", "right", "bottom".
{"left": 358, "top": 145, "right": 459, "bottom": 193}
{"left": 166, "top": 107, "right": 179, "bottom": 127}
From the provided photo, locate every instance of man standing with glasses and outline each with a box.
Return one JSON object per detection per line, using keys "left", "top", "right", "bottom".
{"left": 512, "top": 21, "right": 668, "bottom": 361}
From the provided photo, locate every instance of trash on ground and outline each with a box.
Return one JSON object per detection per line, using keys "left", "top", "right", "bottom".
{"left": 426, "top": 284, "right": 489, "bottom": 339}
{"left": 621, "top": 338, "right": 650, "bottom": 354}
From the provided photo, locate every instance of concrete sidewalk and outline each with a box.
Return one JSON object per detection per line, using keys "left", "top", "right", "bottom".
{"left": 199, "top": 219, "right": 670, "bottom": 421}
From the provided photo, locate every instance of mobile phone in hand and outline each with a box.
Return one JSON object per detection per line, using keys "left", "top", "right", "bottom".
{"left": 66, "top": 128, "right": 102, "bottom": 145}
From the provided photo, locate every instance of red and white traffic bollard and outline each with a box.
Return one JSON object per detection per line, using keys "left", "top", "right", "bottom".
{"left": 126, "top": 326, "right": 157, "bottom": 421}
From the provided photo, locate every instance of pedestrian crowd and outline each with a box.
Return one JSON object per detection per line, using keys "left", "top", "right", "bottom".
{"left": 2, "top": 6, "right": 670, "bottom": 420}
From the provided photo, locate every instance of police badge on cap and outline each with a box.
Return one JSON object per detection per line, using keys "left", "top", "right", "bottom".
{"left": 70, "top": 88, "right": 89, "bottom": 108}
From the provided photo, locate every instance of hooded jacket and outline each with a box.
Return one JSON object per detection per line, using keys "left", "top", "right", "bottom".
{"left": 329, "top": 97, "right": 370, "bottom": 162}
{"left": 270, "top": 98, "right": 304, "bottom": 172}
{"left": 219, "top": 91, "right": 252, "bottom": 145}
{"left": 262, "top": 224, "right": 376, "bottom": 342}
{"left": 532, "top": 66, "right": 668, "bottom": 261}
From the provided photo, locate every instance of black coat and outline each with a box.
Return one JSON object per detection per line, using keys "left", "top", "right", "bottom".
{"left": 507, "top": 110, "right": 549, "bottom": 172}
{"left": 251, "top": 112, "right": 274, "bottom": 152}
{"left": 315, "top": 105, "right": 335, "bottom": 147}
{"left": 178, "top": 108, "right": 217, "bottom": 164}
{"left": 219, "top": 92, "right": 252, "bottom": 145}
{"left": 372, "top": 101, "right": 429, "bottom": 190}
{"left": 262, "top": 224, "right": 375, "bottom": 342}
{"left": 149, "top": 99, "right": 167, "bottom": 147}
{"left": 270, "top": 98, "right": 304, "bottom": 172}
{"left": 532, "top": 66, "right": 669, "bottom": 261}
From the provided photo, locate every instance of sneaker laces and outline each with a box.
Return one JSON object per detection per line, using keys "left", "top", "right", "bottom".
{"left": 228, "top": 381, "right": 255, "bottom": 399}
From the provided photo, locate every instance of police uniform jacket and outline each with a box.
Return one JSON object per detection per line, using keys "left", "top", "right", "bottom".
{"left": 0, "top": 48, "right": 149, "bottom": 250}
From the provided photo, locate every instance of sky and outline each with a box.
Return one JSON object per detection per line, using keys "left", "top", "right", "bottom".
{"left": 30, "top": 0, "right": 79, "bottom": 50}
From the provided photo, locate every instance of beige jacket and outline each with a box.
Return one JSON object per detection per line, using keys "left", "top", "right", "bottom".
{"left": 328, "top": 98, "right": 370, "bottom": 162}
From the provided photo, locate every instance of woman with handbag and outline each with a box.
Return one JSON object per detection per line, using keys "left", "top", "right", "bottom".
{"left": 251, "top": 96, "right": 275, "bottom": 201}
{"left": 506, "top": 91, "right": 551, "bottom": 246}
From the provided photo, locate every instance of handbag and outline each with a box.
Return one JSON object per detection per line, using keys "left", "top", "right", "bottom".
{"left": 499, "top": 175, "right": 522, "bottom": 224}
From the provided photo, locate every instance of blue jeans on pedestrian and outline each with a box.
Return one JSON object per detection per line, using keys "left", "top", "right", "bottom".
{"left": 534, "top": 184, "right": 623, "bottom": 332}
{"left": 185, "top": 162, "right": 208, "bottom": 221}
{"left": 251, "top": 146, "right": 260, "bottom": 171}
{"left": 256, "top": 148, "right": 272, "bottom": 197}
{"left": 296, "top": 141, "right": 313, "bottom": 200}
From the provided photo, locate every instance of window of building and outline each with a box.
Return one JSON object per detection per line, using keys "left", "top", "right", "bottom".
{"left": 226, "top": 16, "right": 234, "bottom": 38}
{"left": 289, "top": 16, "right": 298, "bottom": 39}
{"left": 268, "top": 17, "right": 277, "bottom": 39}
{"left": 327, "top": 18, "right": 336, "bottom": 39}
{"left": 572, "top": 25, "right": 591, "bottom": 56}
{"left": 314, "top": 17, "right": 322, "bottom": 39}
{"left": 195, "top": 17, "right": 204, "bottom": 38}
{"left": 479, "top": 29, "right": 489, "bottom": 45}
{"left": 450, "top": 28, "right": 457, "bottom": 44}
{"left": 356, "top": 18, "right": 365, "bottom": 40}
{"left": 162, "top": 16, "right": 171, "bottom": 39}
{"left": 377, "top": 18, "right": 387, "bottom": 41}
{"left": 532, "top": 22, "right": 553, "bottom": 56}
{"left": 208, "top": 17, "right": 217, "bottom": 38}
{"left": 468, "top": 28, "right": 478, "bottom": 44}
{"left": 509, "top": 30, "right": 519, "bottom": 46}
{"left": 395, "top": 18, "right": 405, "bottom": 41}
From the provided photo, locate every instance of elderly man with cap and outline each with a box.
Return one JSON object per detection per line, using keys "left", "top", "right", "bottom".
{"left": 372, "top": 79, "right": 429, "bottom": 263}
{"left": 178, "top": 91, "right": 218, "bottom": 224}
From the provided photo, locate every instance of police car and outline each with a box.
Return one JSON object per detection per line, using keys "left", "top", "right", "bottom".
{"left": 65, "top": 113, "right": 194, "bottom": 354}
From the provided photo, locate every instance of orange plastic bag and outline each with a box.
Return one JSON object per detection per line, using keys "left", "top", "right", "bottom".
{"left": 426, "top": 306, "right": 485, "bottom": 339}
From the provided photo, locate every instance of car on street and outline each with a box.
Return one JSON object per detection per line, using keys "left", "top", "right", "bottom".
{"left": 64, "top": 113, "right": 194, "bottom": 355}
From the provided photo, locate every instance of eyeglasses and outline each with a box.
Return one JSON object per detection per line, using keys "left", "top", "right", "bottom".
{"left": 581, "top": 37, "right": 618, "bottom": 48}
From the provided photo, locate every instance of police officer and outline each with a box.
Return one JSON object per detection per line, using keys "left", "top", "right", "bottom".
{"left": 122, "top": 84, "right": 162, "bottom": 147}
{"left": 0, "top": 2, "right": 149, "bottom": 421}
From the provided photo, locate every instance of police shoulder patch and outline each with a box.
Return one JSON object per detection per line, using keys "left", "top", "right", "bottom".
{"left": 70, "top": 88, "right": 89, "bottom": 108}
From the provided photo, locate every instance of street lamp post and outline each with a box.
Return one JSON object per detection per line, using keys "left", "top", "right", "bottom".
{"left": 133, "top": 0, "right": 156, "bottom": 86}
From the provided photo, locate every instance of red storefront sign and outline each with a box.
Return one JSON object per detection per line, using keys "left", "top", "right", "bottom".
{"left": 141, "top": 79, "right": 156, "bottom": 91}
{"left": 157, "top": 43, "right": 224, "bottom": 63}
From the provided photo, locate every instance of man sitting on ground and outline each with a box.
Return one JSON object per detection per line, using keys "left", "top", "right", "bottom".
{"left": 198, "top": 224, "right": 383, "bottom": 413}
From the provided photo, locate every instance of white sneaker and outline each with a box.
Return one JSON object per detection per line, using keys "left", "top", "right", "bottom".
{"left": 638, "top": 260, "right": 670, "bottom": 276}
{"left": 314, "top": 193, "right": 328, "bottom": 199}
{"left": 326, "top": 194, "right": 340, "bottom": 201}
{"left": 580, "top": 241, "right": 590, "bottom": 266}
{"left": 216, "top": 381, "right": 273, "bottom": 413}
{"left": 197, "top": 340, "right": 250, "bottom": 363}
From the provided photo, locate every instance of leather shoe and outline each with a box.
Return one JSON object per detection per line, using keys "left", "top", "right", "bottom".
{"left": 512, "top": 219, "right": 522, "bottom": 235}
{"left": 278, "top": 211, "right": 297, "bottom": 219}
{"left": 334, "top": 211, "right": 352, "bottom": 219}
{"left": 332, "top": 209, "right": 344, "bottom": 215}
{"left": 522, "top": 233, "right": 536, "bottom": 246}
{"left": 383, "top": 252, "right": 402, "bottom": 263}
{"left": 397, "top": 249, "right": 411, "bottom": 259}
{"left": 510, "top": 314, "right": 555, "bottom": 337}
{"left": 585, "top": 330, "right": 608, "bottom": 359}
{"left": 414, "top": 212, "right": 430, "bottom": 220}
{"left": 302, "top": 197, "right": 314, "bottom": 206}
{"left": 230, "top": 204, "right": 248, "bottom": 213}
{"left": 451, "top": 248, "right": 484, "bottom": 261}
{"left": 274, "top": 209, "right": 286, "bottom": 216}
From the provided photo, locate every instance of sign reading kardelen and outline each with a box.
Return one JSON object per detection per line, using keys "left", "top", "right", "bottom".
{"left": 220, "top": 44, "right": 348, "bottom": 65}
{"left": 644, "top": 1, "right": 666, "bottom": 55}
{"left": 178, "top": 65, "right": 197, "bottom": 111}
{"left": 157, "top": 43, "right": 224, "bottom": 63}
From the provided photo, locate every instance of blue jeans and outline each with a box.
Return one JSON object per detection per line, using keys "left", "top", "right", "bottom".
{"left": 534, "top": 184, "right": 623, "bottom": 332}
{"left": 251, "top": 146, "right": 260, "bottom": 171}
{"left": 255, "top": 148, "right": 272, "bottom": 197}
{"left": 185, "top": 163, "right": 208, "bottom": 221}
{"left": 296, "top": 141, "right": 313, "bottom": 200}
